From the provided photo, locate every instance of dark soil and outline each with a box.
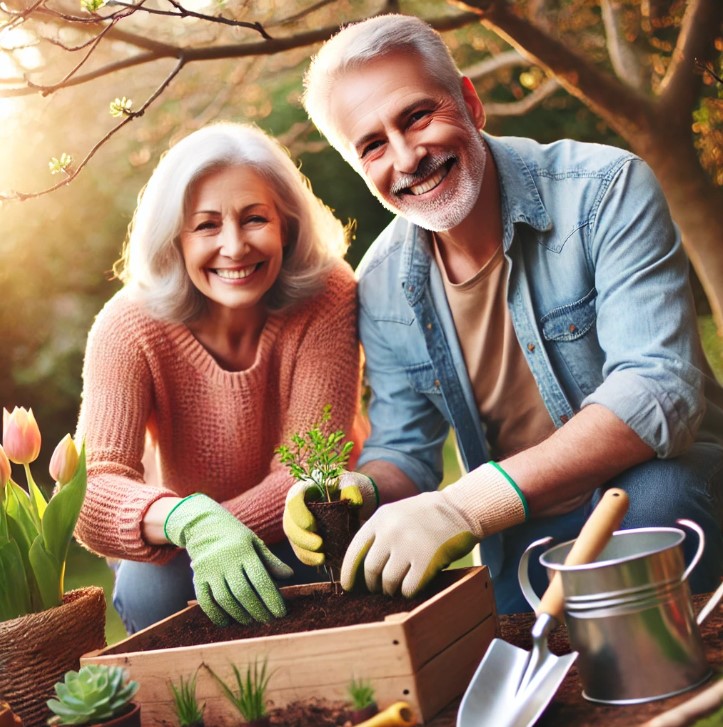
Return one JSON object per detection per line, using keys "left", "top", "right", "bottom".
{"left": 306, "top": 499, "right": 360, "bottom": 582}
{"left": 128, "top": 580, "right": 444, "bottom": 652}
{"left": 267, "top": 697, "right": 352, "bottom": 726}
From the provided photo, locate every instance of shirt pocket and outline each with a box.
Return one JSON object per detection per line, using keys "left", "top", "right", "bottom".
{"left": 405, "top": 361, "right": 443, "bottom": 396}
{"left": 539, "top": 288, "right": 603, "bottom": 399}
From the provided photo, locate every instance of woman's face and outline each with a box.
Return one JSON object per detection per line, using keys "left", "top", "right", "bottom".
{"left": 180, "top": 165, "right": 285, "bottom": 316}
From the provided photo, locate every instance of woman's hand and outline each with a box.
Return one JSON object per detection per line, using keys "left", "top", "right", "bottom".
{"left": 164, "top": 493, "right": 293, "bottom": 625}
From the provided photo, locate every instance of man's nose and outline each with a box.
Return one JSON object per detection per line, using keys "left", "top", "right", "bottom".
{"left": 389, "top": 134, "right": 424, "bottom": 175}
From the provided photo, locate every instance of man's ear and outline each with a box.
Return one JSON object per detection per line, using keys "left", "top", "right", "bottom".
{"left": 461, "top": 76, "right": 486, "bottom": 130}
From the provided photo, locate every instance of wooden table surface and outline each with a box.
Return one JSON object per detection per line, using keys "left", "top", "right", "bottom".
{"left": 427, "top": 592, "right": 722, "bottom": 727}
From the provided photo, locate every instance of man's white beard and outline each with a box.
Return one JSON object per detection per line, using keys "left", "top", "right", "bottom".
{"left": 371, "top": 128, "right": 487, "bottom": 232}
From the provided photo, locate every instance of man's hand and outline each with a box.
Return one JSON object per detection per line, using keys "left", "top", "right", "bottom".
{"left": 340, "top": 462, "right": 527, "bottom": 597}
{"left": 164, "top": 493, "right": 293, "bottom": 626}
{"left": 283, "top": 472, "right": 379, "bottom": 566}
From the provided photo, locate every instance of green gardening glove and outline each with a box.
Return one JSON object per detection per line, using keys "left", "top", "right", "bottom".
{"left": 283, "top": 472, "right": 379, "bottom": 567}
{"left": 164, "top": 493, "right": 294, "bottom": 626}
{"left": 340, "top": 462, "right": 528, "bottom": 597}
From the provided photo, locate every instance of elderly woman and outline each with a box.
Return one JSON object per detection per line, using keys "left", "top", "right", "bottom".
{"left": 75, "top": 122, "right": 364, "bottom": 633}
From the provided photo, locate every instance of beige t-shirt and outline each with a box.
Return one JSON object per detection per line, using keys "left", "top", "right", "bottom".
{"left": 435, "top": 242, "right": 556, "bottom": 460}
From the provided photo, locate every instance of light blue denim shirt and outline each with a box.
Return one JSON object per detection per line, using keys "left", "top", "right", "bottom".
{"left": 356, "top": 134, "right": 719, "bottom": 492}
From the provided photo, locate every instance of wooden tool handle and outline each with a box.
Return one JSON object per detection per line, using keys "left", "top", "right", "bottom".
{"left": 537, "top": 487, "right": 629, "bottom": 619}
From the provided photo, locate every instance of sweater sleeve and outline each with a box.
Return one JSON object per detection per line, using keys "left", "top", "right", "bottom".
{"left": 74, "top": 294, "right": 179, "bottom": 563}
{"left": 222, "top": 262, "right": 367, "bottom": 544}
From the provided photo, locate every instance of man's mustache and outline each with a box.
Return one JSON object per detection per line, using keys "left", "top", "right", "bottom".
{"left": 390, "top": 153, "right": 455, "bottom": 195}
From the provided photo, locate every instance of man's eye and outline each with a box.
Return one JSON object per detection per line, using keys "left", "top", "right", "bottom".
{"left": 409, "top": 110, "right": 431, "bottom": 124}
{"left": 360, "top": 140, "right": 384, "bottom": 158}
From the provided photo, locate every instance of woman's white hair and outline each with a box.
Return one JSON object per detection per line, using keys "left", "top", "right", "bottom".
{"left": 116, "top": 122, "right": 349, "bottom": 322}
{"left": 303, "top": 14, "right": 464, "bottom": 168}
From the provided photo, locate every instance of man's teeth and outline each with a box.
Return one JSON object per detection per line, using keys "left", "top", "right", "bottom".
{"left": 215, "top": 266, "right": 256, "bottom": 280}
{"left": 408, "top": 165, "right": 448, "bottom": 195}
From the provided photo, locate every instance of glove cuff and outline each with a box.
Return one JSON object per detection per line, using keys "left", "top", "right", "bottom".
{"left": 163, "top": 492, "right": 208, "bottom": 545}
{"left": 441, "top": 461, "right": 528, "bottom": 539}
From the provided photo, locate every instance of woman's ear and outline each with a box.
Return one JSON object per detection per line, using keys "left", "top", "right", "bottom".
{"left": 461, "top": 77, "right": 486, "bottom": 130}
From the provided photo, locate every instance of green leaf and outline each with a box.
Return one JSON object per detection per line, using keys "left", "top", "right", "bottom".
{"left": 26, "top": 464, "right": 48, "bottom": 524}
{"left": 29, "top": 535, "right": 62, "bottom": 609}
{"left": 0, "top": 539, "right": 32, "bottom": 619}
{"left": 41, "top": 445, "right": 87, "bottom": 579}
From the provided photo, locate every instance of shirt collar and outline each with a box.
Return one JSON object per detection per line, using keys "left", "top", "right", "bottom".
{"left": 401, "top": 134, "right": 551, "bottom": 302}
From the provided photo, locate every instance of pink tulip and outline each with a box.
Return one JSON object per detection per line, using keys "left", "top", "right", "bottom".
{"left": 2, "top": 407, "right": 42, "bottom": 465}
{"left": 49, "top": 434, "right": 79, "bottom": 485}
{"left": 0, "top": 444, "right": 10, "bottom": 487}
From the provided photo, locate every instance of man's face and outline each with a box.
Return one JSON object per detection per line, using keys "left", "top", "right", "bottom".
{"left": 329, "top": 50, "right": 487, "bottom": 232}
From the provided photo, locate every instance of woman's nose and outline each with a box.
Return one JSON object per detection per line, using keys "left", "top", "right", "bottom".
{"left": 218, "top": 222, "right": 247, "bottom": 259}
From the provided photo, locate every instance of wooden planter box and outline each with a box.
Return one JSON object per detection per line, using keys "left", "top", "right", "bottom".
{"left": 81, "top": 566, "right": 496, "bottom": 725}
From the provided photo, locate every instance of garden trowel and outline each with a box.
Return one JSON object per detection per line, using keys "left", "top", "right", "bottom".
{"left": 457, "top": 487, "right": 630, "bottom": 727}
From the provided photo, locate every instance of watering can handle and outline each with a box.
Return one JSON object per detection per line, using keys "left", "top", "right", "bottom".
{"left": 676, "top": 519, "right": 705, "bottom": 584}
{"left": 537, "top": 488, "right": 630, "bottom": 619}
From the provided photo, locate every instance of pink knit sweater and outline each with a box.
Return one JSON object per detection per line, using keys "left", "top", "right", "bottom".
{"left": 75, "top": 262, "right": 364, "bottom": 564}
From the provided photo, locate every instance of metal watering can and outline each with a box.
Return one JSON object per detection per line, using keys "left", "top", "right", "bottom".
{"left": 519, "top": 519, "right": 722, "bottom": 705}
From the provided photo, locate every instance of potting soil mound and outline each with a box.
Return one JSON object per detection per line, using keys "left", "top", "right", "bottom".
{"left": 134, "top": 585, "right": 437, "bottom": 652}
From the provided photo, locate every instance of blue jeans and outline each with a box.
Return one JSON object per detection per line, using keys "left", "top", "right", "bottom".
{"left": 492, "top": 442, "right": 723, "bottom": 614}
{"left": 112, "top": 539, "right": 324, "bottom": 634}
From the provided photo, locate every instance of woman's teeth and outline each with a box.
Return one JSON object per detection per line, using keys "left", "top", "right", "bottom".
{"left": 214, "top": 265, "right": 257, "bottom": 280}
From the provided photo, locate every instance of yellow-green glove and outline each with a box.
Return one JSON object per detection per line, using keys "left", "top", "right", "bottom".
{"left": 283, "top": 472, "right": 379, "bottom": 567}
{"left": 164, "top": 493, "right": 293, "bottom": 626}
{"left": 340, "top": 462, "right": 528, "bottom": 597}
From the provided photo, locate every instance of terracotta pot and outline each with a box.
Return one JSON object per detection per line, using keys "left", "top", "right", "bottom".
{"left": 347, "top": 702, "right": 378, "bottom": 724}
{"left": 0, "top": 700, "right": 23, "bottom": 727}
{"left": 88, "top": 703, "right": 141, "bottom": 727}
{"left": 0, "top": 587, "right": 107, "bottom": 727}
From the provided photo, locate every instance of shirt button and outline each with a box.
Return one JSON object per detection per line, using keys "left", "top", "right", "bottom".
{"left": 527, "top": 343, "right": 535, "bottom": 352}
{"left": 434, "top": 379, "right": 441, "bottom": 388}
{"left": 560, "top": 414, "right": 569, "bottom": 423}
{"left": 426, "top": 322, "right": 433, "bottom": 330}
{"left": 408, "top": 284, "right": 415, "bottom": 292}
{"left": 569, "top": 324, "right": 577, "bottom": 333}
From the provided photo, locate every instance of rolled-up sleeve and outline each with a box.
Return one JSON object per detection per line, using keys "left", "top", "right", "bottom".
{"left": 581, "top": 158, "right": 704, "bottom": 457}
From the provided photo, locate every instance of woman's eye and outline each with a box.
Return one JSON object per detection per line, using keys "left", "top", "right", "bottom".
{"left": 193, "top": 220, "right": 217, "bottom": 232}
{"left": 246, "top": 215, "right": 268, "bottom": 224}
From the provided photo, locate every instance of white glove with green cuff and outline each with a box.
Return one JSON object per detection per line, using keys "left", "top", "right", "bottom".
{"left": 164, "top": 493, "right": 293, "bottom": 626}
{"left": 283, "top": 471, "right": 379, "bottom": 567}
{"left": 340, "top": 462, "right": 527, "bottom": 597}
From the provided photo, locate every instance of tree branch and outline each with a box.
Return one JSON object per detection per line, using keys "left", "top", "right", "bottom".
{"left": 658, "top": 0, "right": 722, "bottom": 119}
{"left": 0, "top": 56, "right": 185, "bottom": 202}
{"left": 600, "top": 0, "right": 648, "bottom": 90}
{"left": 450, "top": 0, "right": 655, "bottom": 138}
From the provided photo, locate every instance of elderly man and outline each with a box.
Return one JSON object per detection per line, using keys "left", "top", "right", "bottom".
{"left": 283, "top": 14, "right": 723, "bottom": 613}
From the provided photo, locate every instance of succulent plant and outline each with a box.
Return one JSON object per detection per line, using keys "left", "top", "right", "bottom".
{"left": 47, "top": 664, "right": 139, "bottom": 725}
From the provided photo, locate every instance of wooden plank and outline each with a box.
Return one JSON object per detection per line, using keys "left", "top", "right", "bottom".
{"left": 414, "top": 615, "right": 498, "bottom": 723}
{"left": 402, "top": 566, "right": 494, "bottom": 670}
{"left": 82, "top": 566, "right": 495, "bottom": 726}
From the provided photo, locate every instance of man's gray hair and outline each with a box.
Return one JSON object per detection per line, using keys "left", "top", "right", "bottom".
{"left": 115, "top": 122, "right": 348, "bottom": 323}
{"left": 303, "top": 14, "right": 464, "bottom": 167}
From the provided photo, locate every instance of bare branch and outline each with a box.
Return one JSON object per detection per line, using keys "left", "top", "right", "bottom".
{"left": 0, "top": 56, "right": 185, "bottom": 202}
{"left": 483, "top": 77, "right": 560, "bottom": 116}
{"left": 451, "top": 0, "right": 655, "bottom": 139}
{"left": 600, "top": 0, "right": 648, "bottom": 90}
{"left": 658, "top": 0, "right": 722, "bottom": 117}
{"left": 462, "top": 49, "right": 526, "bottom": 79}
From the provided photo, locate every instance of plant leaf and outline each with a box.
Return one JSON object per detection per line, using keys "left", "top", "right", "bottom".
{"left": 41, "top": 445, "right": 87, "bottom": 578}
{"left": 0, "top": 539, "right": 32, "bottom": 619}
{"left": 29, "top": 535, "right": 62, "bottom": 609}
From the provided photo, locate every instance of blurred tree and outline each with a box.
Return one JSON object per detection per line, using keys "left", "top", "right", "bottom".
{"left": 0, "top": 0, "right": 720, "bottom": 454}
